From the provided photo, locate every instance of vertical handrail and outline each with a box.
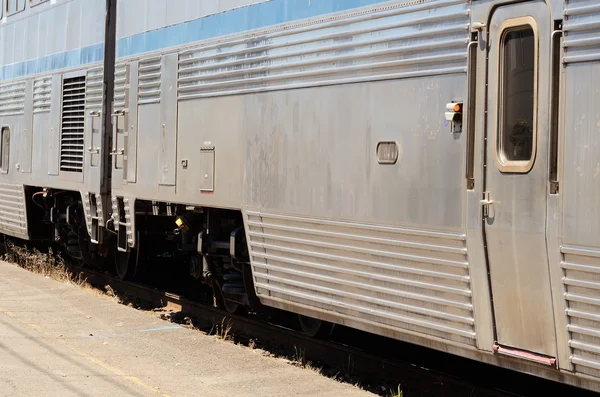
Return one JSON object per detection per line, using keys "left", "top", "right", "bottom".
{"left": 466, "top": 38, "right": 478, "bottom": 190}
{"left": 549, "top": 27, "right": 563, "bottom": 194}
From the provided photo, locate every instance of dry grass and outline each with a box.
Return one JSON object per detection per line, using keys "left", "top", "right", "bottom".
{"left": 3, "top": 241, "right": 88, "bottom": 287}
{"left": 212, "top": 317, "right": 233, "bottom": 341}
{"left": 292, "top": 345, "right": 322, "bottom": 375}
{"left": 390, "top": 385, "right": 403, "bottom": 397}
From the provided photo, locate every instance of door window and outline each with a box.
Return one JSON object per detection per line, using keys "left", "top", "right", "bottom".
{"left": 497, "top": 25, "right": 537, "bottom": 172}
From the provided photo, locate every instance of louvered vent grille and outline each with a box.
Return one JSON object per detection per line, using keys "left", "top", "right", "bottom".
{"left": 60, "top": 76, "right": 86, "bottom": 172}
{"left": 33, "top": 77, "right": 52, "bottom": 113}
{"left": 0, "top": 82, "right": 26, "bottom": 116}
{"left": 138, "top": 57, "right": 161, "bottom": 104}
{"left": 113, "top": 62, "right": 128, "bottom": 111}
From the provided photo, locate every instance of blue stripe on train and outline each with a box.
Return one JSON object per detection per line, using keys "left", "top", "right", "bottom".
{"left": 0, "top": 0, "right": 390, "bottom": 81}
{"left": 0, "top": 43, "right": 105, "bottom": 81}
{"left": 117, "top": 0, "right": 390, "bottom": 58}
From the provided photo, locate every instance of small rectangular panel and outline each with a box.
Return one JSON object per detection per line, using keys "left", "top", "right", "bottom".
{"left": 136, "top": 103, "right": 161, "bottom": 188}
{"left": 32, "top": 112, "right": 50, "bottom": 176}
{"left": 114, "top": 114, "right": 126, "bottom": 170}
{"left": 175, "top": 95, "right": 244, "bottom": 207}
{"left": 48, "top": 74, "right": 62, "bottom": 176}
{"left": 20, "top": 79, "right": 34, "bottom": 173}
{"left": 158, "top": 53, "right": 178, "bottom": 186}
{"left": 562, "top": 62, "right": 600, "bottom": 248}
{"left": 127, "top": 60, "right": 139, "bottom": 183}
{"left": 376, "top": 141, "right": 398, "bottom": 164}
{"left": 89, "top": 113, "right": 102, "bottom": 168}
{"left": 199, "top": 146, "right": 215, "bottom": 192}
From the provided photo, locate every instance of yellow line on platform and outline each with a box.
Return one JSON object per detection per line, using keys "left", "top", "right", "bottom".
{"left": 70, "top": 349, "right": 175, "bottom": 397}
{"left": 0, "top": 306, "right": 175, "bottom": 397}
{"left": 0, "top": 307, "right": 17, "bottom": 317}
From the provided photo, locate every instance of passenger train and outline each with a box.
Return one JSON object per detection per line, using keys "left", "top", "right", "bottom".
{"left": 1, "top": 0, "right": 599, "bottom": 392}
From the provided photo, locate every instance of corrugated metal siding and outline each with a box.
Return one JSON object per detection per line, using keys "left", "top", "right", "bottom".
{"left": 562, "top": 0, "right": 600, "bottom": 379}
{"left": 564, "top": 1, "right": 600, "bottom": 64}
{"left": 138, "top": 57, "right": 161, "bottom": 104}
{"left": 177, "top": 0, "right": 469, "bottom": 99}
{"left": 0, "top": 81, "right": 26, "bottom": 116}
{"left": 33, "top": 77, "right": 52, "bottom": 113}
{"left": 0, "top": 184, "right": 27, "bottom": 238}
{"left": 247, "top": 210, "right": 475, "bottom": 345}
{"left": 563, "top": 247, "right": 600, "bottom": 378}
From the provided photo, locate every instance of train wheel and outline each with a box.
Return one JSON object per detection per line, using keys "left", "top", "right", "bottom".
{"left": 0, "top": 234, "right": 6, "bottom": 256}
{"left": 115, "top": 231, "right": 143, "bottom": 281}
{"left": 78, "top": 227, "right": 104, "bottom": 269}
{"left": 222, "top": 298, "right": 241, "bottom": 315}
{"left": 212, "top": 281, "right": 244, "bottom": 315}
{"left": 66, "top": 229, "right": 83, "bottom": 263}
{"left": 115, "top": 249, "right": 138, "bottom": 280}
{"left": 298, "top": 315, "right": 334, "bottom": 338}
{"left": 242, "top": 264, "right": 267, "bottom": 313}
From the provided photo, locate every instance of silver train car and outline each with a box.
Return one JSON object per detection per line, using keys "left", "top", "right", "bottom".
{"left": 1, "top": 0, "right": 600, "bottom": 392}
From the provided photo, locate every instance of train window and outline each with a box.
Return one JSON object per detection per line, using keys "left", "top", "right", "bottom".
{"left": 497, "top": 26, "right": 537, "bottom": 172}
{"left": 30, "top": 0, "right": 49, "bottom": 6}
{"left": 0, "top": 127, "right": 10, "bottom": 174}
{"left": 6, "top": 0, "right": 25, "bottom": 15}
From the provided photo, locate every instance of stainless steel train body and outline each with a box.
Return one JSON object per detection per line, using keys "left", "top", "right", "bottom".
{"left": 0, "top": 0, "right": 113, "bottom": 245}
{"left": 2, "top": 0, "right": 600, "bottom": 392}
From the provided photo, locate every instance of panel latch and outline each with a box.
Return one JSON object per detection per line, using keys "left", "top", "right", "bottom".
{"left": 480, "top": 191, "right": 494, "bottom": 219}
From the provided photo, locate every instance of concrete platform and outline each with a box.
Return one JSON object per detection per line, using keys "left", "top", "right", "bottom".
{"left": 0, "top": 262, "right": 373, "bottom": 397}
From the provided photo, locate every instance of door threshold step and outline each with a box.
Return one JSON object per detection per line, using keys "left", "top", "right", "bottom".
{"left": 493, "top": 343, "right": 556, "bottom": 366}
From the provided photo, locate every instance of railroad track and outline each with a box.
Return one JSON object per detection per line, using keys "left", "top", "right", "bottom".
{"left": 78, "top": 267, "right": 519, "bottom": 397}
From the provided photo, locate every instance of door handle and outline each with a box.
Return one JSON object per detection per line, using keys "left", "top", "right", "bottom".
{"left": 111, "top": 110, "right": 127, "bottom": 167}
{"left": 549, "top": 29, "right": 563, "bottom": 194}
{"left": 112, "top": 109, "right": 126, "bottom": 119}
{"left": 481, "top": 192, "right": 494, "bottom": 219}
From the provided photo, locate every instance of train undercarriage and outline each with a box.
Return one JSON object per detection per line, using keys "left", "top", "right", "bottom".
{"left": 24, "top": 188, "right": 331, "bottom": 337}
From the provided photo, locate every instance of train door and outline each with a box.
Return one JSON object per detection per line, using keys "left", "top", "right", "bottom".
{"left": 482, "top": 1, "right": 557, "bottom": 359}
